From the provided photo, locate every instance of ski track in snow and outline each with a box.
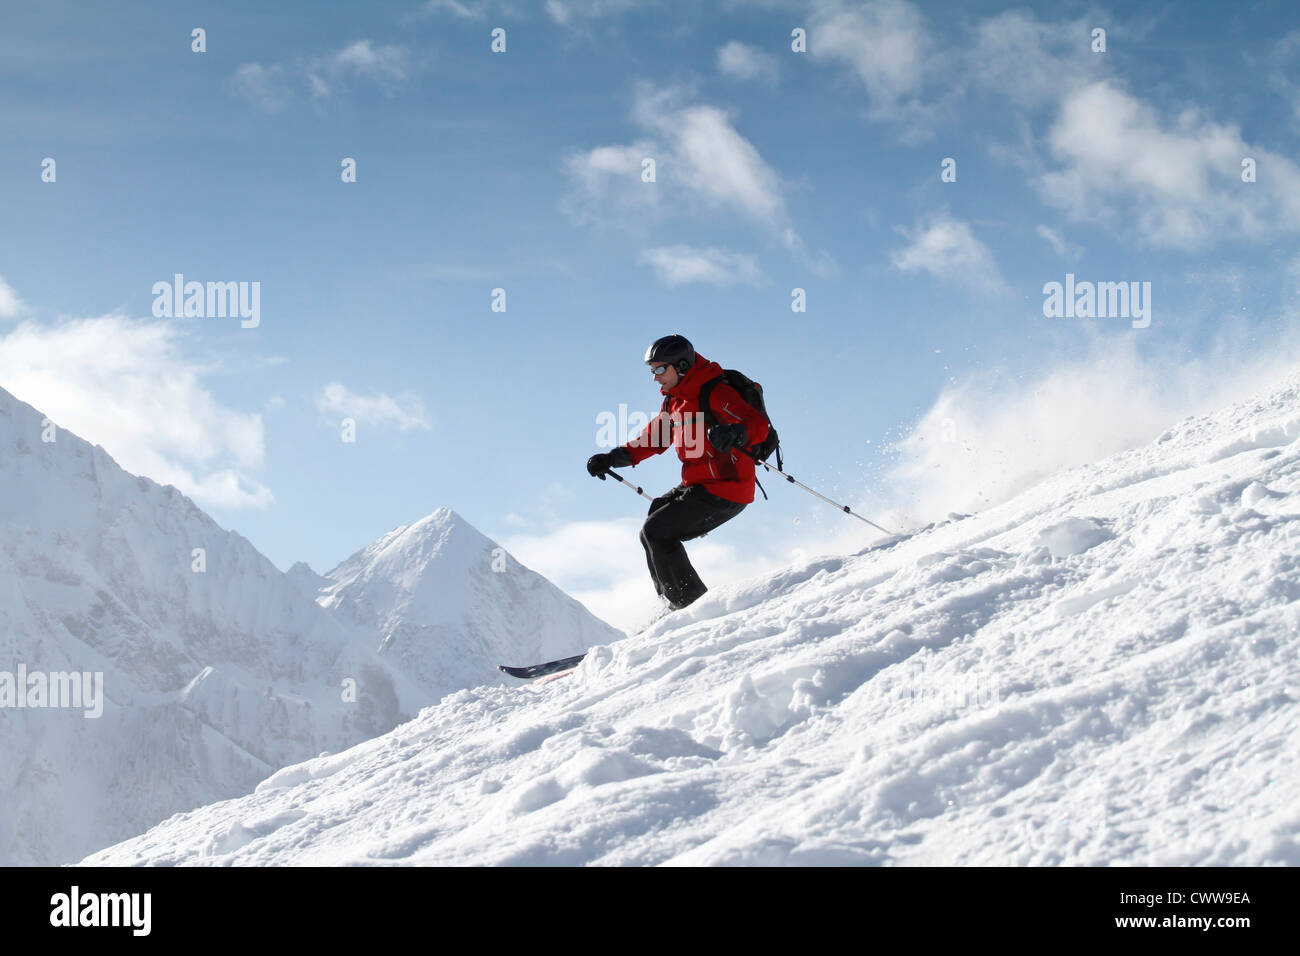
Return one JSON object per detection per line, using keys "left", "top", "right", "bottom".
{"left": 83, "top": 376, "right": 1300, "bottom": 866}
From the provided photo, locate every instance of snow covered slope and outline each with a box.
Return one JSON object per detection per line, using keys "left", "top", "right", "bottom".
{"left": 83, "top": 372, "right": 1300, "bottom": 866}
{"left": 0, "top": 386, "right": 620, "bottom": 865}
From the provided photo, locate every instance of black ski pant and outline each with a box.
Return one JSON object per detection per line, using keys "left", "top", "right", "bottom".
{"left": 640, "top": 484, "right": 746, "bottom": 608}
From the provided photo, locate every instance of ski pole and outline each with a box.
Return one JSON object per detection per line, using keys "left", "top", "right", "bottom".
{"left": 741, "top": 449, "right": 895, "bottom": 536}
{"left": 608, "top": 470, "right": 655, "bottom": 502}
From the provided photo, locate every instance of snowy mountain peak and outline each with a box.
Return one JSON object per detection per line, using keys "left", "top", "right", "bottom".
{"left": 340, "top": 506, "right": 488, "bottom": 583}
{"left": 285, "top": 560, "right": 329, "bottom": 597}
{"left": 317, "top": 505, "right": 624, "bottom": 709}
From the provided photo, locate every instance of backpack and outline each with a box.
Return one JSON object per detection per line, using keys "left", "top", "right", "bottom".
{"left": 659, "top": 368, "right": 782, "bottom": 478}
{"left": 697, "top": 370, "right": 781, "bottom": 470}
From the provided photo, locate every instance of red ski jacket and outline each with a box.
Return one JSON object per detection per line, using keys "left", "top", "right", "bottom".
{"left": 621, "top": 355, "right": 770, "bottom": 504}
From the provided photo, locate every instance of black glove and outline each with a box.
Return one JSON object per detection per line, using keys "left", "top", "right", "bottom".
{"left": 586, "top": 447, "right": 632, "bottom": 479}
{"left": 707, "top": 423, "right": 747, "bottom": 453}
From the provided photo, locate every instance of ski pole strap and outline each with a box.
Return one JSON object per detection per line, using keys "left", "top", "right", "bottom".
{"left": 741, "top": 449, "right": 894, "bottom": 535}
{"left": 608, "top": 470, "right": 655, "bottom": 502}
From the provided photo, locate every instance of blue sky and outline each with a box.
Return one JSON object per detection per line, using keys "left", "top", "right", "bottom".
{"left": 4, "top": 0, "right": 1300, "bottom": 631}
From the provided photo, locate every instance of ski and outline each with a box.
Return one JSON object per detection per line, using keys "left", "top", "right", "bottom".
{"left": 498, "top": 653, "right": 586, "bottom": 680}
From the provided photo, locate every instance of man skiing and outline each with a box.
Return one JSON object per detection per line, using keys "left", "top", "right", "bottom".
{"left": 586, "top": 334, "right": 769, "bottom": 610}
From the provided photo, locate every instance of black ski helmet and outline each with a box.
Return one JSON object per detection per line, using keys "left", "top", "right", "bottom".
{"left": 645, "top": 334, "right": 696, "bottom": 375}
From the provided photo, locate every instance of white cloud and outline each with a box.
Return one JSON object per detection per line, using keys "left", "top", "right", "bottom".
{"left": 808, "top": 0, "right": 935, "bottom": 127}
{"left": 0, "top": 276, "right": 24, "bottom": 319}
{"left": 500, "top": 515, "right": 783, "bottom": 633}
{"left": 0, "top": 315, "right": 272, "bottom": 510}
{"left": 1036, "top": 224, "right": 1082, "bottom": 259}
{"left": 639, "top": 90, "right": 786, "bottom": 229}
{"left": 502, "top": 517, "right": 650, "bottom": 629}
{"left": 326, "top": 40, "right": 408, "bottom": 85}
{"left": 422, "top": 0, "right": 486, "bottom": 16}
{"left": 800, "top": 5, "right": 1103, "bottom": 139}
{"left": 558, "top": 141, "right": 661, "bottom": 225}
{"left": 230, "top": 39, "right": 412, "bottom": 112}
{"left": 228, "top": 63, "right": 294, "bottom": 113}
{"left": 1266, "top": 30, "right": 1300, "bottom": 127}
{"left": 315, "top": 382, "right": 432, "bottom": 432}
{"left": 561, "top": 81, "right": 820, "bottom": 263}
{"left": 795, "top": 0, "right": 1299, "bottom": 262}
{"left": 890, "top": 214, "right": 1009, "bottom": 295}
{"left": 638, "top": 244, "right": 764, "bottom": 286}
{"left": 545, "top": 0, "right": 647, "bottom": 24}
{"left": 717, "top": 41, "right": 780, "bottom": 84}
{"left": 885, "top": 325, "right": 1300, "bottom": 526}
{"left": 1036, "top": 81, "right": 1300, "bottom": 249}
{"left": 968, "top": 10, "right": 1100, "bottom": 109}
{"left": 963, "top": 11, "right": 1300, "bottom": 251}
{"left": 419, "top": 0, "right": 647, "bottom": 25}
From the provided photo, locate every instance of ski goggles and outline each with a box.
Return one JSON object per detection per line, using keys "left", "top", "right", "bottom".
{"left": 649, "top": 363, "right": 670, "bottom": 375}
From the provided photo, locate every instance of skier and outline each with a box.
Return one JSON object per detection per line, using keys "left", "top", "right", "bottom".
{"left": 586, "top": 334, "right": 769, "bottom": 610}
